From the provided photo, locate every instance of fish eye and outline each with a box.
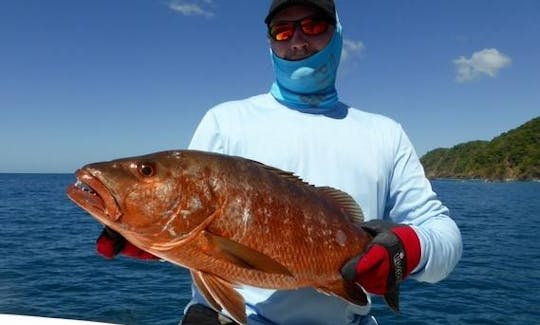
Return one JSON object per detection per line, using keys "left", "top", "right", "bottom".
{"left": 137, "top": 162, "right": 156, "bottom": 177}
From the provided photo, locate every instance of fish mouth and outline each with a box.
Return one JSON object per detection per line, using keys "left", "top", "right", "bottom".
{"left": 66, "top": 169, "right": 122, "bottom": 223}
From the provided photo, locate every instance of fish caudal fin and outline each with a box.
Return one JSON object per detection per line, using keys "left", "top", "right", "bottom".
{"left": 321, "top": 279, "right": 369, "bottom": 307}
{"left": 191, "top": 270, "right": 247, "bottom": 325}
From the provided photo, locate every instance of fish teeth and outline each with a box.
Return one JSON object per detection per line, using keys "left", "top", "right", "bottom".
{"left": 75, "top": 180, "right": 96, "bottom": 195}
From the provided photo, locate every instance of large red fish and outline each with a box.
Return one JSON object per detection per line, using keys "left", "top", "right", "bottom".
{"left": 66, "top": 150, "right": 378, "bottom": 324}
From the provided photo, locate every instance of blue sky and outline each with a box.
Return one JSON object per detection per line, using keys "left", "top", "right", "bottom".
{"left": 1, "top": 0, "right": 538, "bottom": 173}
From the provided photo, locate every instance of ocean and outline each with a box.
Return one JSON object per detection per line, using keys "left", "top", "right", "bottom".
{"left": 0, "top": 173, "right": 539, "bottom": 324}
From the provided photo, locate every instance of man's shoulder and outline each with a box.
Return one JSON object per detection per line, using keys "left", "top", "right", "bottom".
{"left": 347, "top": 105, "right": 402, "bottom": 130}
{"left": 208, "top": 93, "right": 273, "bottom": 114}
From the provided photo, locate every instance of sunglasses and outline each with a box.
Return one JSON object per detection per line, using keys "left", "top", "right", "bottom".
{"left": 268, "top": 16, "right": 333, "bottom": 41}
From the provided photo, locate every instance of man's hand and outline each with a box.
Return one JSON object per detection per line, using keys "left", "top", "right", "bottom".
{"left": 96, "top": 227, "right": 158, "bottom": 260}
{"left": 341, "top": 220, "right": 421, "bottom": 312}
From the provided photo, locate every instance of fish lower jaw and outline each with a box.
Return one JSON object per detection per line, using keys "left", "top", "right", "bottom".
{"left": 70, "top": 169, "right": 122, "bottom": 222}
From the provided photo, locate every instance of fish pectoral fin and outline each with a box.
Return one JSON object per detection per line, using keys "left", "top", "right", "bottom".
{"left": 322, "top": 279, "right": 369, "bottom": 307}
{"left": 197, "top": 271, "right": 247, "bottom": 325}
{"left": 204, "top": 231, "right": 292, "bottom": 276}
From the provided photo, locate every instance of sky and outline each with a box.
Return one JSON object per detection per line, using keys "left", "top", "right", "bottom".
{"left": 1, "top": 0, "right": 539, "bottom": 173}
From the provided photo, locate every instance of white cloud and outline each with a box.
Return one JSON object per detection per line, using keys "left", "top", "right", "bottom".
{"left": 341, "top": 39, "right": 365, "bottom": 62}
{"left": 168, "top": 0, "right": 215, "bottom": 18}
{"left": 453, "top": 48, "right": 511, "bottom": 83}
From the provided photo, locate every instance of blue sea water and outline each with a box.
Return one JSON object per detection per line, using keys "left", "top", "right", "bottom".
{"left": 0, "top": 173, "right": 539, "bottom": 324}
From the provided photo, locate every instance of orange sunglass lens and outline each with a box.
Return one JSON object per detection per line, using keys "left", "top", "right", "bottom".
{"left": 269, "top": 18, "right": 330, "bottom": 41}
{"left": 270, "top": 23, "right": 295, "bottom": 41}
{"left": 301, "top": 20, "right": 329, "bottom": 35}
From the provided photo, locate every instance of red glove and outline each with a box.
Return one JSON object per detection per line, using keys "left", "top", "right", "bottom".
{"left": 341, "top": 220, "right": 421, "bottom": 312}
{"left": 96, "top": 227, "right": 158, "bottom": 260}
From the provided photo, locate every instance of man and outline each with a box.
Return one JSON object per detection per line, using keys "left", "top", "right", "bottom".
{"left": 97, "top": 1, "right": 462, "bottom": 324}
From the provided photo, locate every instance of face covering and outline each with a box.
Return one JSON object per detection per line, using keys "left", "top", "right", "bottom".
{"left": 270, "top": 19, "right": 343, "bottom": 114}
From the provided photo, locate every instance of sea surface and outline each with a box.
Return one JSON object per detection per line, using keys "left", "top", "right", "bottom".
{"left": 0, "top": 174, "right": 539, "bottom": 325}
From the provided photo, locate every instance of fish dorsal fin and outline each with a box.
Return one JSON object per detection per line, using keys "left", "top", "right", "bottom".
{"left": 261, "top": 164, "right": 295, "bottom": 177}
{"left": 254, "top": 160, "right": 364, "bottom": 224}
{"left": 250, "top": 160, "right": 314, "bottom": 188}
{"left": 203, "top": 231, "right": 293, "bottom": 276}
{"left": 192, "top": 270, "right": 247, "bottom": 324}
{"left": 317, "top": 186, "right": 364, "bottom": 224}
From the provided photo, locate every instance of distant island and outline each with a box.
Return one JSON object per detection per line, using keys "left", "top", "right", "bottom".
{"left": 420, "top": 117, "right": 540, "bottom": 181}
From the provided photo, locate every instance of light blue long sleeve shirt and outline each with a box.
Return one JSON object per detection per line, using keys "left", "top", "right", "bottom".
{"left": 187, "top": 93, "right": 462, "bottom": 324}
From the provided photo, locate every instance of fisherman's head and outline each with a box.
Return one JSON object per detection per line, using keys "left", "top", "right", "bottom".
{"left": 265, "top": 0, "right": 337, "bottom": 61}
{"left": 266, "top": 0, "right": 342, "bottom": 109}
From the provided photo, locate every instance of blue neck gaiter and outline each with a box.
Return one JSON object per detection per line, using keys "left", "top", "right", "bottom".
{"left": 270, "top": 21, "right": 342, "bottom": 113}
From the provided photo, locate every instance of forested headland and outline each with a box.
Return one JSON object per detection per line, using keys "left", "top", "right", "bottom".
{"left": 420, "top": 117, "right": 540, "bottom": 181}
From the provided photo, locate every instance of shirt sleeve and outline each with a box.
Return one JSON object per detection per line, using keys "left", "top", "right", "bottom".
{"left": 188, "top": 109, "right": 224, "bottom": 153}
{"left": 386, "top": 125, "right": 462, "bottom": 283}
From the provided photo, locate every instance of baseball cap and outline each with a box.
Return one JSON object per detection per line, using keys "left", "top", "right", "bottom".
{"left": 264, "top": 0, "right": 336, "bottom": 25}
